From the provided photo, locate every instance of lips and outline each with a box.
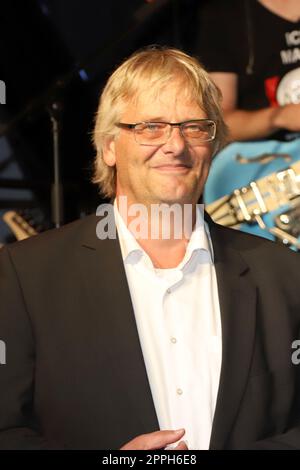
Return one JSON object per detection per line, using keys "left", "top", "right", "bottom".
{"left": 152, "top": 163, "right": 192, "bottom": 169}
{"left": 152, "top": 163, "right": 191, "bottom": 172}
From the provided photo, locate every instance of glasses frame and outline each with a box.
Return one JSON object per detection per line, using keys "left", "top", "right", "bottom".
{"left": 116, "top": 119, "right": 217, "bottom": 146}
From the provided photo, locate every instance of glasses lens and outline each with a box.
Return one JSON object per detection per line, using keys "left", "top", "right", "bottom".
{"left": 183, "top": 120, "right": 216, "bottom": 143}
{"left": 134, "top": 122, "right": 168, "bottom": 145}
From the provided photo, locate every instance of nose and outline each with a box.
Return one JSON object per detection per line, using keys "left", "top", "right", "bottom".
{"left": 162, "top": 125, "right": 186, "bottom": 154}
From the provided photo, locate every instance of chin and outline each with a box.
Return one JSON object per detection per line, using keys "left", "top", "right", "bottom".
{"left": 160, "top": 186, "right": 198, "bottom": 204}
{"left": 153, "top": 193, "right": 193, "bottom": 205}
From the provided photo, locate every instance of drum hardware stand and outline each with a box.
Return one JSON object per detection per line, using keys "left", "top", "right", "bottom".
{"left": 236, "top": 153, "right": 292, "bottom": 165}
{"left": 253, "top": 212, "right": 300, "bottom": 250}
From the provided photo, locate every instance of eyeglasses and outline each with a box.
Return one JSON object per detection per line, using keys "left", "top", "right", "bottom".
{"left": 116, "top": 119, "right": 216, "bottom": 146}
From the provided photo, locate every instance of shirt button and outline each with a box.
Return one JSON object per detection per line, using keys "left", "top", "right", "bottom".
{"left": 176, "top": 388, "right": 183, "bottom": 395}
{"left": 166, "top": 288, "right": 172, "bottom": 294}
{"left": 170, "top": 337, "right": 177, "bottom": 344}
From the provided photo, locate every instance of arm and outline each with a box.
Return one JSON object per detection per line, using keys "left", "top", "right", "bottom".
{"left": 0, "top": 246, "right": 64, "bottom": 449}
{"left": 249, "top": 424, "right": 300, "bottom": 450}
{"left": 212, "top": 72, "right": 300, "bottom": 141}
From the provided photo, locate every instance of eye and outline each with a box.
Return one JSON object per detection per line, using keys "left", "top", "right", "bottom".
{"left": 145, "top": 123, "right": 164, "bottom": 132}
{"left": 185, "top": 123, "right": 203, "bottom": 133}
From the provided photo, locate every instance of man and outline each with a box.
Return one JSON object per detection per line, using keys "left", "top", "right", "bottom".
{"left": 0, "top": 46, "right": 300, "bottom": 450}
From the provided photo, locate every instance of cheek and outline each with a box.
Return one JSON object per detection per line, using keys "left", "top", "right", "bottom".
{"left": 116, "top": 144, "right": 157, "bottom": 172}
{"left": 114, "top": 148, "right": 148, "bottom": 184}
{"left": 194, "top": 148, "right": 212, "bottom": 169}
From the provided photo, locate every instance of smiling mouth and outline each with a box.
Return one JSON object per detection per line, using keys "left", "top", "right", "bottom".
{"left": 152, "top": 164, "right": 191, "bottom": 172}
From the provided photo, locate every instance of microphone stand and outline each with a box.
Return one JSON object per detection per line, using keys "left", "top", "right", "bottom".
{"left": 48, "top": 100, "right": 64, "bottom": 228}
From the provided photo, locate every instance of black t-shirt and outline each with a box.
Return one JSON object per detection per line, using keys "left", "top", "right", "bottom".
{"left": 194, "top": 0, "right": 300, "bottom": 138}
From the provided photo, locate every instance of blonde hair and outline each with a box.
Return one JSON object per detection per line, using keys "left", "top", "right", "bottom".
{"left": 92, "top": 46, "right": 227, "bottom": 198}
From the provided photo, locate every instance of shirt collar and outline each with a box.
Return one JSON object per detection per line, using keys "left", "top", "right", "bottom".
{"left": 114, "top": 200, "right": 214, "bottom": 269}
{"left": 114, "top": 200, "right": 144, "bottom": 263}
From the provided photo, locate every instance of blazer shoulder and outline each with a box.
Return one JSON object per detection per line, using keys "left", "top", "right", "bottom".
{"left": 4, "top": 214, "right": 100, "bottom": 261}
{"left": 210, "top": 220, "right": 300, "bottom": 269}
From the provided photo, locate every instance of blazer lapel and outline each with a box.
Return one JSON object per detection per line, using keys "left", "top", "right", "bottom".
{"left": 79, "top": 215, "right": 159, "bottom": 442}
{"left": 208, "top": 221, "right": 257, "bottom": 449}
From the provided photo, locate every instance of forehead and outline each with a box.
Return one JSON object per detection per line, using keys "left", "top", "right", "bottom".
{"left": 121, "top": 80, "right": 205, "bottom": 121}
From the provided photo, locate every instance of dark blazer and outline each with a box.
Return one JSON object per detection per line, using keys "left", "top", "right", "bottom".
{"left": 0, "top": 214, "right": 300, "bottom": 450}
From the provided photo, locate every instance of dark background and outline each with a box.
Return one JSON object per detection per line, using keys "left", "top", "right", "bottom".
{"left": 0, "top": 0, "right": 203, "bottom": 243}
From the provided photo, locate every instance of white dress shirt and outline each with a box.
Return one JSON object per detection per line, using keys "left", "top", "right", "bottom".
{"left": 114, "top": 202, "right": 222, "bottom": 450}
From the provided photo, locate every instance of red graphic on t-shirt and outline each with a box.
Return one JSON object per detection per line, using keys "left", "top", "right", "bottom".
{"left": 264, "top": 76, "right": 280, "bottom": 107}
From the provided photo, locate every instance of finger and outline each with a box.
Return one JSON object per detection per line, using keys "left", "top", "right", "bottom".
{"left": 120, "top": 428, "right": 185, "bottom": 450}
{"left": 147, "top": 429, "right": 185, "bottom": 449}
{"left": 173, "top": 440, "right": 189, "bottom": 451}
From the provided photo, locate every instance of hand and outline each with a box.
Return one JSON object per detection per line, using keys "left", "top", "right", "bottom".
{"left": 120, "top": 428, "right": 188, "bottom": 450}
{"left": 271, "top": 103, "right": 300, "bottom": 132}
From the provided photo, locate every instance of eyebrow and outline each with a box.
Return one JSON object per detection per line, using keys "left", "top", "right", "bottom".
{"left": 137, "top": 117, "right": 203, "bottom": 122}
{"left": 138, "top": 117, "right": 166, "bottom": 122}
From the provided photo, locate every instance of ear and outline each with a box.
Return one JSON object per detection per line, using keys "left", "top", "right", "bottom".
{"left": 102, "top": 138, "right": 116, "bottom": 167}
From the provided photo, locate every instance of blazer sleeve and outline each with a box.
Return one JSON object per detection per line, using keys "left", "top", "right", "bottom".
{"left": 250, "top": 427, "right": 300, "bottom": 450}
{"left": 0, "top": 246, "right": 64, "bottom": 449}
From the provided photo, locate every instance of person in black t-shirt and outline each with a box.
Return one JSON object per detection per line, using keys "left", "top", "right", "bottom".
{"left": 194, "top": 0, "right": 300, "bottom": 142}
